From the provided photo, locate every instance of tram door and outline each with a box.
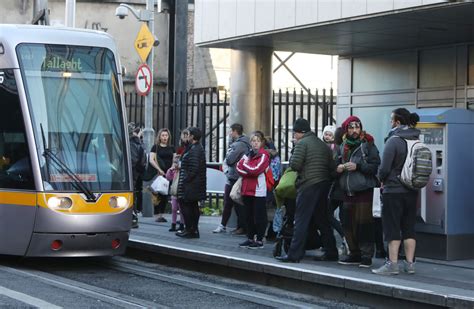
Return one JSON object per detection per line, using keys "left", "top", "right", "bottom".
{"left": 0, "top": 69, "right": 37, "bottom": 255}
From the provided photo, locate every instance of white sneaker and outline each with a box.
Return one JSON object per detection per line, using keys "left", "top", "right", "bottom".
{"left": 212, "top": 224, "right": 226, "bottom": 233}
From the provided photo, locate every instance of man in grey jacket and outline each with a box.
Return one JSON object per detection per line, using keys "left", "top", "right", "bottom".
{"left": 213, "top": 123, "right": 250, "bottom": 234}
{"left": 373, "top": 108, "right": 421, "bottom": 275}
{"left": 276, "top": 118, "right": 338, "bottom": 263}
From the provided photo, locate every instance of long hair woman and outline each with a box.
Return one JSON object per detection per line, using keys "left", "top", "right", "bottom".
{"left": 149, "top": 128, "right": 175, "bottom": 222}
{"left": 236, "top": 132, "right": 270, "bottom": 249}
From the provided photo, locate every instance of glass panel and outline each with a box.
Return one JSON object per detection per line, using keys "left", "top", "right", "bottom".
{"left": 0, "top": 69, "right": 34, "bottom": 190}
{"left": 468, "top": 46, "right": 474, "bottom": 85}
{"left": 419, "top": 47, "right": 455, "bottom": 88}
{"left": 353, "top": 52, "right": 416, "bottom": 93}
{"left": 17, "top": 44, "right": 128, "bottom": 191}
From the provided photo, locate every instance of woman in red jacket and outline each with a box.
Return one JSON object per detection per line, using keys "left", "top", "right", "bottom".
{"left": 236, "top": 133, "right": 270, "bottom": 249}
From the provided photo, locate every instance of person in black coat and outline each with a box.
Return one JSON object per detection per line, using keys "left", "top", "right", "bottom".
{"left": 128, "top": 122, "right": 146, "bottom": 228}
{"left": 176, "top": 127, "right": 207, "bottom": 238}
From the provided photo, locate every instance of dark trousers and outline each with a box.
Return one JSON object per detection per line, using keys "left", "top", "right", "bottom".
{"left": 154, "top": 194, "right": 168, "bottom": 214}
{"left": 288, "top": 181, "right": 337, "bottom": 261}
{"left": 242, "top": 196, "right": 267, "bottom": 241}
{"left": 221, "top": 181, "right": 246, "bottom": 230}
{"left": 328, "top": 198, "right": 344, "bottom": 238}
{"left": 133, "top": 176, "right": 143, "bottom": 212}
{"left": 341, "top": 189, "right": 375, "bottom": 259}
{"left": 181, "top": 201, "right": 200, "bottom": 233}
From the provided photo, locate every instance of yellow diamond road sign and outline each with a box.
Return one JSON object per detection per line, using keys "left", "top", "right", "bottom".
{"left": 134, "top": 23, "right": 154, "bottom": 63}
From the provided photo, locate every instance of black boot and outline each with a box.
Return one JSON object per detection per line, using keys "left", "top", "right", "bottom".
{"left": 169, "top": 223, "right": 177, "bottom": 232}
{"left": 178, "top": 223, "right": 185, "bottom": 231}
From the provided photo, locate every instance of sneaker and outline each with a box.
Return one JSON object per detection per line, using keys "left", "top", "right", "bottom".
{"left": 403, "top": 260, "right": 416, "bottom": 274}
{"left": 239, "top": 239, "right": 253, "bottom": 248}
{"left": 338, "top": 255, "right": 362, "bottom": 265}
{"left": 248, "top": 241, "right": 264, "bottom": 249}
{"left": 372, "top": 260, "right": 399, "bottom": 275}
{"left": 213, "top": 224, "right": 226, "bottom": 233}
{"left": 359, "top": 257, "right": 372, "bottom": 268}
{"left": 155, "top": 217, "right": 167, "bottom": 223}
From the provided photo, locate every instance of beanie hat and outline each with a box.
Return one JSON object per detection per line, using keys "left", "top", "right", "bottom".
{"left": 322, "top": 125, "right": 336, "bottom": 136}
{"left": 128, "top": 122, "right": 136, "bottom": 135}
{"left": 293, "top": 118, "right": 311, "bottom": 133}
{"left": 341, "top": 116, "right": 362, "bottom": 133}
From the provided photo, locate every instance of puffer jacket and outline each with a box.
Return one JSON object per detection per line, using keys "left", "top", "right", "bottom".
{"left": 224, "top": 135, "right": 250, "bottom": 183}
{"left": 338, "top": 135, "right": 380, "bottom": 196}
{"left": 378, "top": 126, "right": 421, "bottom": 193}
{"left": 177, "top": 143, "right": 207, "bottom": 202}
{"left": 289, "top": 131, "right": 335, "bottom": 191}
{"left": 236, "top": 148, "right": 270, "bottom": 197}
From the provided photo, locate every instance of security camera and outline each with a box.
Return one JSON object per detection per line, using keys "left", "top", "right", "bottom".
{"left": 115, "top": 6, "right": 128, "bottom": 19}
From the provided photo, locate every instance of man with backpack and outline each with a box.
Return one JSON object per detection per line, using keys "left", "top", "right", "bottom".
{"left": 373, "top": 108, "right": 425, "bottom": 275}
{"left": 128, "top": 122, "right": 147, "bottom": 229}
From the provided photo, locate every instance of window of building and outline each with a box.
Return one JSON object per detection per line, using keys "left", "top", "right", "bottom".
{"left": 419, "top": 47, "right": 455, "bottom": 88}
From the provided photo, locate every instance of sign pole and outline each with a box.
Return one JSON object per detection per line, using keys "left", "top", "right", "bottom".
{"left": 141, "top": 0, "right": 155, "bottom": 218}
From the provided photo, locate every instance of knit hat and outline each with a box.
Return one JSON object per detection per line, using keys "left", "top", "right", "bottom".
{"left": 341, "top": 116, "right": 362, "bottom": 133}
{"left": 293, "top": 118, "right": 311, "bottom": 133}
{"left": 322, "top": 125, "right": 336, "bottom": 136}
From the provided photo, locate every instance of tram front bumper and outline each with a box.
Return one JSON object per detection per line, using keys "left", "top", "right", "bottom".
{"left": 25, "top": 231, "right": 129, "bottom": 257}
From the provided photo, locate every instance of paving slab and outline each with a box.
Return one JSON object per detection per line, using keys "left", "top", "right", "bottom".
{"left": 128, "top": 215, "right": 474, "bottom": 307}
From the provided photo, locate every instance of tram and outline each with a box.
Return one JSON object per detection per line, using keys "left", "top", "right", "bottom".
{"left": 0, "top": 25, "right": 133, "bottom": 257}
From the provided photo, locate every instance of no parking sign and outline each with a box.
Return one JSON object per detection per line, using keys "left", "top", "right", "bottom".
{"left": 135, "top": 64, "right": 152, "bottom": 96}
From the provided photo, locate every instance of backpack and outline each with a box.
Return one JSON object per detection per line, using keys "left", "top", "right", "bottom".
{"left": 396, "top": 137, "right": 432, "bottom": 189}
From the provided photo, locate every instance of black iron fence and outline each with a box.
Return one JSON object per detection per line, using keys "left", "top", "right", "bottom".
{"left": 125, "top": 88, "right": 336, "bottom": 163}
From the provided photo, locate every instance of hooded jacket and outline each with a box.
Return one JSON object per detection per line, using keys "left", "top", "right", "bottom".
{"left": 224, "top": 135, "right": 250, "bottom": 183}
{"left": 378, "top": 126, "right": 421, "bottom": 193}
{"left": 236, "top": 147, "right": 270, "bottom": 197}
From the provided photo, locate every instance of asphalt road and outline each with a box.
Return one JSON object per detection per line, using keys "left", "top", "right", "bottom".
{"left": 0, "top": 256, "right": 365, "bottom": 308}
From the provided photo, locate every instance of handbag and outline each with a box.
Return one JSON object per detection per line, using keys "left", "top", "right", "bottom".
{"left": 169, "top": 170, "right": 180, "bottom": 196}
{"left": 229, "top": 177, "right": 243, "bottom": 205}
{"left": 275, "top": 169, "right": 297, "bottom": 199}
{"left": 150, "top": 175, "right": 170, "bottom": 195}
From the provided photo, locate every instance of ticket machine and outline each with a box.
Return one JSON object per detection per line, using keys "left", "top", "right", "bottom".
{"left": 415, "top": 108, "right": 474, "bottom": 260}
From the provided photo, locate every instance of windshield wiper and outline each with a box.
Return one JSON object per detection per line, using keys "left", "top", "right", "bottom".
{"left": 40, "top": 124, "right": 97, "bottom": 202}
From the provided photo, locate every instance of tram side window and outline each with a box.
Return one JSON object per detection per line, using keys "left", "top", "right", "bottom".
{"left": 0, "top": 70, "right": 34, "bottom": 190}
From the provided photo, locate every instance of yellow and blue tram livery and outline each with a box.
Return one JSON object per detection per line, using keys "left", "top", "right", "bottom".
{"left": 0, "top": 25, "right": 133, "bottom": 257}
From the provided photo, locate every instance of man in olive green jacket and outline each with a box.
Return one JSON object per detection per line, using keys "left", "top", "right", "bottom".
{"left": 276, "top": 118, "right": 338, "bottom": 263}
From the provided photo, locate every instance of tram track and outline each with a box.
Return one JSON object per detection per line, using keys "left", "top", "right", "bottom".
{"left": 0, "top": 256, "right": 355, "bottom": 308}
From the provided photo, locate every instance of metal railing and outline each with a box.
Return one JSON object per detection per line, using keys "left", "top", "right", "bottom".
{"left": 125, "top": 88, "right": 336, "bottom": 163}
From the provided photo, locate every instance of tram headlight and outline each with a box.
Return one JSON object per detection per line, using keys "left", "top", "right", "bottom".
{"left": 109, "top": 196, "right": 129, "bottom": 209}
{"left": 47, "top": 196, "right": 73, "bottom": 210}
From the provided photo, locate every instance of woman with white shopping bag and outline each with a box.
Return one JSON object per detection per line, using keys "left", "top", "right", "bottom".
{"left": 149, "top": 128, "right": 175, "bottom": 223}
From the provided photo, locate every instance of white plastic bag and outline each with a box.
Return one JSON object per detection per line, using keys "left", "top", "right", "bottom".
{"left": 151, "top": 175, "right": 170, "bottom": 195}
{"left": 372, "top": 187, "right": 382, "bottom": 218}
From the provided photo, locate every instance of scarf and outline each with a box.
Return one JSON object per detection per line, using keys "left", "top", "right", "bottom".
{"left": 342, "top": 131, "right": 372, "bottom": 162}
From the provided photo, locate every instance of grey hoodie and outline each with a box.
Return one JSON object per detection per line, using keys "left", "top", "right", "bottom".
{"left": 377, "top": 126, "right": 421, "bottom": 193}
{"left": 224, "top": 135, "right": 250, "bottom": 183}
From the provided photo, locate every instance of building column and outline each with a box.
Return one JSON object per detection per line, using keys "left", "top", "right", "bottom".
{"left": 230, "top": 47, "right": 273, "bottom": 136}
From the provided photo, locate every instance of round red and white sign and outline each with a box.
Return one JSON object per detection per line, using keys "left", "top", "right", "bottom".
{"left": 135, "top": 64, "right": 152, "bottom": 96}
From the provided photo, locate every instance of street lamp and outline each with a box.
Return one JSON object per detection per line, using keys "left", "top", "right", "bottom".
{"left": 116, "top": 1, "right": 157, "bottom": 218}
{"left": 115, "top": 1, "right": 157, "bottom": 153}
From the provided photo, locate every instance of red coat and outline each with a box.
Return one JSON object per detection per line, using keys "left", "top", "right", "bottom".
{"left": 236, "top": 148, "right": 270, "bottom": 197}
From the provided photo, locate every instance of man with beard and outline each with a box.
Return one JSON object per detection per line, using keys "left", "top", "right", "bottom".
{"left": 373, "top": 108, "right": 421, "bottom": 275}
{"left": 336, "top": 116, "right": 381, "bottom": 268}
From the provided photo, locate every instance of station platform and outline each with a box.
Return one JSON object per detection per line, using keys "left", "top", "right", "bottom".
{"left": 128, "top": 215, "right": 474, "bottom": 308}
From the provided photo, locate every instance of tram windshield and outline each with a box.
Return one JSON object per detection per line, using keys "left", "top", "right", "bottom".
{"left": 17, "top": 44, "right": 128, "bottom": 191}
